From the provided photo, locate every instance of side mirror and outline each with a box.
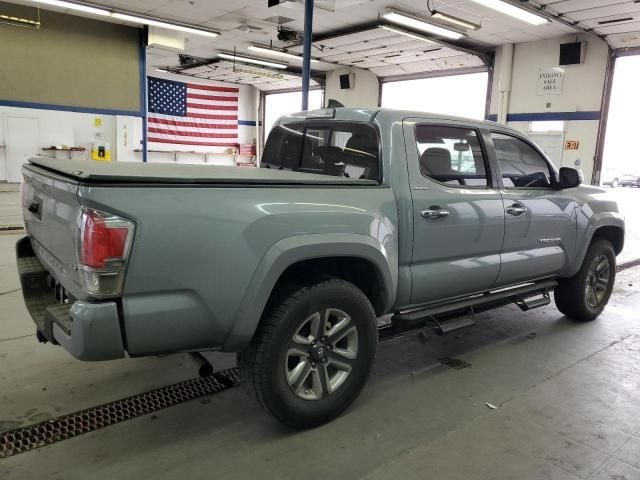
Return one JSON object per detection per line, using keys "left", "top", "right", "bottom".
{"left": 558, "top": 167, "right": 582, "bottom": 189}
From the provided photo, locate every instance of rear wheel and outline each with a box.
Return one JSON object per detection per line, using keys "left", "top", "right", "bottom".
{"left": 611, "top": 178, "right": 619, "bottom": 188}
{"left": 554, "top": 240, "right": 616, "bottom": 321}
{"left": 239, "top": 278, "right": 378, "bottom": 428}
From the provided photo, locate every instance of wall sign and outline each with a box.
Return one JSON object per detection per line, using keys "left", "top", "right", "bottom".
{"left": 564, "top": 140, "right": 580, "bottom": 150}
{"left": 537, "top": 67, "right": 565, "bottom": 96}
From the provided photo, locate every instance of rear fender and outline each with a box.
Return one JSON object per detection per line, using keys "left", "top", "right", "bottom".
{"left": 222, "top": 234, "right": 396, "bottom": 352}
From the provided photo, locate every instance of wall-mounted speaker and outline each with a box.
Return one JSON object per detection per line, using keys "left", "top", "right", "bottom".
{"left": 559, "top": 41, "right": 586, "bottom": 65}
{"left": 339, "top": 73, "right": 355, "bottom": 90}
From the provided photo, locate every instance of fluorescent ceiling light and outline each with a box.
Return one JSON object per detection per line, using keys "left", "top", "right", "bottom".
{"left": 31, "top": 0, "right": 109, "bottom": 16}
{"left": 111, "top": 13, "right": 220, "bottom": 37}
{"left": 467, "top": 0, "right": 549, "bottom": 26}
{"left": 31, "top": 0, "right": 221, "bottom": 37}
{"left": 248, "top": 45, "right": 320, "bottom": 63}
{"left": 379, "top": 25, "right": 436, "bottom": 44}
{"left": 382, "top": 10, "right": 465, "bottom": 40}
{"left": 431, "top": 11, "right": 481, "bottom": 30}
{"left": 218, "top": 53, "right": 287, "bottom": 69}
{"left": 0, "top": 14, "right": 40, "bottom": 26}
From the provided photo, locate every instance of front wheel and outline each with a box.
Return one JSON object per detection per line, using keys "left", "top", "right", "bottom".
{"left": 239, "top": 278, "right": 378, "bottom": 428}
{"left": 611, "top": 178, "right": 619, "bottom": 188}
{"left": 554, "top": 240, "right": 616, "bottom": 321}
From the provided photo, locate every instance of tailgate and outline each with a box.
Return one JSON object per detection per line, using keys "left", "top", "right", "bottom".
{"left": 21, "top": 163, "right": 83, "bottom": 297}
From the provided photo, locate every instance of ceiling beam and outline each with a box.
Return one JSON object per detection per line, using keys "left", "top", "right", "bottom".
{"left": 509, "top": 0, "right": 609, "bottom": 43}
{"left": 291, "top": 21, "right": 494, "bottom": 66}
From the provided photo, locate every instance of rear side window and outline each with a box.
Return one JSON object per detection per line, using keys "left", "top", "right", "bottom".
{"left": 415, "top": 124, "right": 489, "bottom": 188}
{"left": 262, "top": 122, "right": 380, "bottom": 181}
{"left": 491, "top": 133, "right": 555, "bottom": 188}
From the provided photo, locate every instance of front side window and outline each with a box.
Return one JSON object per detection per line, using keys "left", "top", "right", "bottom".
{"left": 262, "top": 122, "right": 379, "bottom": 181}
{"left": 415, "top": 124, "right": 489, "bottom": 187}
{"left": 491, "top": 133, "right": 555, "bottom": 188}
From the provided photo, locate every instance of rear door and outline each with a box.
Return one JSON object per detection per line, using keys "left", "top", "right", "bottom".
{"left": 404, "top": 120, "right": 505, "bottom": 305}
{"left": 487, "top": 131, "right": 578, "bottom": 286}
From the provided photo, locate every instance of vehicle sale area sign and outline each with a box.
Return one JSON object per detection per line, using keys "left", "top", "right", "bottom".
{"left": 537, "top": 67, "right": 565, "bottom": 95}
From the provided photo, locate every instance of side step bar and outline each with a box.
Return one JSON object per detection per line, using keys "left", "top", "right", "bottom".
{"left": 515, "top": 291, "right": 551, "bottom": 311}
{"left": 382, "top": 280, "right": 557, "bottom": 341}
{"left": 429, "top": 314, "right": 475, "bottom": 335}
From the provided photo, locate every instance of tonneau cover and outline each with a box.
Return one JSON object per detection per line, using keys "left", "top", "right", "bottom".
{"left": 27, "top": 157, "right": 378, "bottom": 186}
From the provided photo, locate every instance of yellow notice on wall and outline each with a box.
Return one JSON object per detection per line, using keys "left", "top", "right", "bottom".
{"left": 92, "top": 143, "right": 111, "bottom": 161}
{"left": 94, "top": 117, "right": 102, "bottom": 127}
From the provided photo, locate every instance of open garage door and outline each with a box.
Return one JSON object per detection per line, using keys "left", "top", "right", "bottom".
{"left": 600, "top": 54, "right": 640, "bottom": 264}
{"left": 381, "top": 70, "right": 489, "bottom": 120}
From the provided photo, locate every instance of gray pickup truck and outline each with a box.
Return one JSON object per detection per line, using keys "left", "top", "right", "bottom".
{"left": 17, "top": 108, "right": 624, "bottom": 428}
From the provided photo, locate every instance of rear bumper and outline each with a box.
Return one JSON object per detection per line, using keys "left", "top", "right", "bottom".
{"left": 16, "top": 236, "right": 125, "bottom": 361}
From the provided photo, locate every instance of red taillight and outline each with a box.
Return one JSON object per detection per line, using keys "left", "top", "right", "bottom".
{"left": 77, "top": 208, "right": 134, "bottom": 297}
{"left": 80, "top": 210, "right": 129, "bottom": 269}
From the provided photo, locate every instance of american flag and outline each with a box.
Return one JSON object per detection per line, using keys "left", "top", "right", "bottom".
{"left": 147, "top": 77, "right": 238, "bottom": 148}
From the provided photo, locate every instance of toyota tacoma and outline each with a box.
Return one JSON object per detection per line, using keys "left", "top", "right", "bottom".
{"left": 17, "top": 108, "right": 625, "bottom": 427}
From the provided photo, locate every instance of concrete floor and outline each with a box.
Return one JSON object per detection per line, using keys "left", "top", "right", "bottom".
{"left": 1, "top": 229, "right": 640, "bottom": 479}
{"left": 0, "top": 184, "right": 21, "bottom": 230}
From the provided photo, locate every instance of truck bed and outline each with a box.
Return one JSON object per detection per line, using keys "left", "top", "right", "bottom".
{"left": 28, "top": 157, "right": 378, "bottom": 186}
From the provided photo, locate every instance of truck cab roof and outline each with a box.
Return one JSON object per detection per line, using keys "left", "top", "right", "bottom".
{"left": 276, "top": 107, "right": 519, "bottom": 137}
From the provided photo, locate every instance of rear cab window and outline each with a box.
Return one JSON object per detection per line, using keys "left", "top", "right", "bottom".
{"left": 261, "top": 122, "right": 380, "bottom": 181}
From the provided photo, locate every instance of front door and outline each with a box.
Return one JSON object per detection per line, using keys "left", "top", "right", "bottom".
{"left": 404, "top": 121, "right": 505, "bottom": 305}
{"left": 488, "top": 132, "right": 578, "bottom": 286}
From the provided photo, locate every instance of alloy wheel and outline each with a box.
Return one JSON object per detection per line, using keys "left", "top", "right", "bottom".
{"left": 285, "top": 309, "right": 358, "bottom": 401}
{"left": 585, "top": 254, "right": 611, "bottom": 308}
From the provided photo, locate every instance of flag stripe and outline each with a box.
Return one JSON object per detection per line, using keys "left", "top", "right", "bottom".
{"left": 187, "top": 93, "right": 239, "bottom": 102}
{"left": 187, "top": 83, "right": 239, "bottom": 93}
{"left": 148, "top": 136, "right": 238, "bottom": 147}
{"left": 186, "top": 103, "right": 237, "bottom": 111}
{"left": 149, "top": 116, "right": 237, "bottom": 125}
{"left": 187, "top": 111, "right": 241, "bottom": 120}
{"left": 148, "top": 124, "right": 237, "bottom": 135}
{"left": 186, "top": 97, "right": 238, "bottom": 107}
{"left": 148, "top": 127, "right": 237, "bottom": 139}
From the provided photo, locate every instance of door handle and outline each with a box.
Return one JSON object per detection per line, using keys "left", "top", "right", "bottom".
{"left": 506, "top": 203, "right": 527, "bottom": 216}
{"left": 421, "top": 206, "right": 450, "bottom": 220}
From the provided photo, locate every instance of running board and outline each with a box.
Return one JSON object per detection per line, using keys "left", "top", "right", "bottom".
{"left": 515, "top": 291, "right": 551, "bottom": 311}
{"left": 389, "top": 280, "right": 557, "bottom": 337}
{"left": 428, "top": 313, "right": 475, "bottom": 336}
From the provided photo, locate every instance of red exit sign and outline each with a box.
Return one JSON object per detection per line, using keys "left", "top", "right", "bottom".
{"left": 565, "top": 140, "right": 580, "bottom": 150}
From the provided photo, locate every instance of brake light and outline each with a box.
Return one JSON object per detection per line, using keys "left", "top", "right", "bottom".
{"left": 81, "top": 210, "right": 129, "bottom": 269}
{"left": 78, "top": 208, "right": 134, "bottom": 297}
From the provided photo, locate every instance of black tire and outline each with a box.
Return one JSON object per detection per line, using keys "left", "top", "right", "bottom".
{"left": 611, "top": 178, "right": 619, "bottom": 188}
{"left": 238, "top": 278, "right": 378, "bottom": 428}
{"left": 554, "top": 240, "right": 616, "bottom": 321}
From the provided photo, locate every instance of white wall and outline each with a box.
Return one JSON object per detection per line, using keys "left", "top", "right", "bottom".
{"left": 115, "top": 115, "right": 144, "bottom": 163}
{"left": 147, "top": 71, "right": 257, "bottom": 165}
{"left": 0, "top": 106, "right": 130, "bottom": 181}
{"left": 324, "top": 68, "right": 379, "bottom": 108}
{"left": 490, "top": 35, "right": 610, "bottom": 181}
{"left": 0, "top": 71, "right": 257, "bottom": 176}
